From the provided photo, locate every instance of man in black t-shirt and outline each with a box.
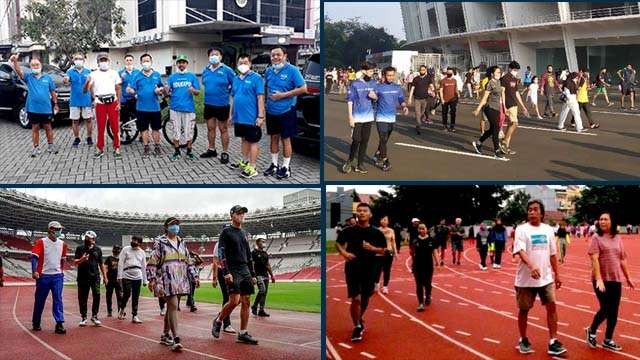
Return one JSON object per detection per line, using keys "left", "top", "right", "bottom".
{"left": 251, "top": 237, "right": 275, "bottom": 317}
{"left": 408, "top": 65, "right": 433, "bottom": 134}
{"left": 434, "top": 218, "right": 450, "bottom": 266}
{"left": 500, "top": 61, "right": 529, "bottom": 156}
{"left": 336, "top": 202, "right": 388, "bottom": 342}
{"left": 74, "top": 230, "right": 107, "bottom": 326}
{"left": 104, "top": 245, "right": 122, "bottom": 317}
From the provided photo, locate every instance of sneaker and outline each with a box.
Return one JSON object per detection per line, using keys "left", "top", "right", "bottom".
{"left": 47, "top": 143, "right": 59, "bottom": 154}
{"left": 237, "top": 332, "right": 259, "bottom": 345}
{"left": 132, "top": 315, "right": 142, "bottom": 324}
{"left": 537, "top": 116, "right": 544, "bottom": 120}
{"left": 32, "top": 324, "right": 42, "bottom": 331}
{"left": 577, "top": 128, "right": 589, "bottom": 133}
{"left": 506, "top": 148, "right": 517, "bottom": 155}
{"left": 154, "top": 145, "right": 161, "bottom": 156}
{"left": 517, "top": 337, "right": 534, "bottom": 354}
{"left": 241, "top": 165, "right": 258, "bottom": 179}
{"left": 381, "top": 159, "right": 391, "bottom": 172}
{"left": 160, "top": 333, "right": 174, "bottom": 346}
{"left": 94, "top": 150, "right": 104, "bottom": 158}
{"left": 607, "top": 102, "right": 614, "bottom": 107}
{"left": 190, "top": 306, "right": 197, "bottom": 313}
{"left": 351, "top": 325, "right": 364, "bottom": 342}
{"left": 263, "top": 163, "right": 278, "bottom": 176}
{"left": 118, "top": 309, "right": 126, "bottom": 320}
{"left": 557, "top": 127, "right": 567, "bottom": 131}
{"left": 472, "top": 141, "right": 482, "bottom": 154}
{"left": 211, "top": 317, "right": 223, "bottom": 338}
{"left": 590, "top": 123, "right": 600, "bottom": 129}
{"left": 171, "top": 337, "right": 183, "bottom": 352}
{"left": 417, "top": 303, "right": 425, "bottom": 312}
{"left": 220, "top": 152, "right": 230, "bottom": 164}
{"left": 496, "top": 265, "right": 501, "bottom": 269}
{"left": 449, "top": 127, "right": 456, "bottom": 133}
{"left": 160, "top": 308, "right": 166, "bottom": 316}
{"left": 72, "top": 138, "right": 81, "bottom": 148}
{"left": 251, "top": 306, "right": 257, "bottom": 316}
{"left": 585, "top": 327, "right": 596, "bottom": 348}
{"left": 91, "top": 316, "right": 101, "bottom": 326}
{"left": 169, "top": 152, "right": 181, "bottom": 162}
{"left": 113, "top": 150, "right": 122, "bottom": 159}
{"left": 257, "top": 310, "right": 270, "bottom": 317}
{"left": 86, "top": 137, "right": 93, "bottom": 146}
{"left": 341, "top": 160, "right": 354, "bottom": 174}
{"left": 494, "top": 150, "right": 506, "bottom": 159}
{"left": 143, "top": 145, "right": 150, "bottom": 157}
{"left": 230, "top": 159, "right": 248, "bottom": 170}
{"left": 548, "top": 339, "right": 567, "bottom": 355}
{"left": 186, "top": 152, "right": 196, "bottom": 161}
{"left": 79, "top": 318, "right": 88, "bottom": 327}
{"left": 492, "top": 264, "right": 498, "bottom": 269}
{"left": 31, "top": 147, "right": 40, "bottom": 158}
{"left": 55, "top": 322, "right": 66, "bottom": 334}
{"left": 426, "top": 298, "right": 431, "bottom": 305}
{"left": 223, "top": 325, "right": 237, "bottom": 334}
{"left": 276, "top": 166, "right": 291, "bottom": 179}
{"left": 630, "top": 107, "right": 636, "bottom": 111}
{"left": 381, "top": 286, "right": 389, "bottom": 294}
{"left": 603, "top": 339, "right": 622, "bottom": 351}
{"left": 591, "top": 102, "right": 596, "bottom": 106}
{"left": 200, "top": 149, "right": 217, "bottom": 158}
{"left": 354, "top": 165, "right": 368, "bottom": 174}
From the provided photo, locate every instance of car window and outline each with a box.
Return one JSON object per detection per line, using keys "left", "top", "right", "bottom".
{"left": 303, "top": 55, "right": 320, "bottom": 83}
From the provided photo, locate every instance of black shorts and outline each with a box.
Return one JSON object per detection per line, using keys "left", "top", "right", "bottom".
{"left": 266, "top": 108, "right": 297, "bottom": 139}
{"left": 437, "top": 238, "right": 447, "bottom": 249}
{"left": 204, "top": 104, "right": 230, "bottom": 121}
{"left": 136, "top": 110, "right": 162, "bottom": 131}
{"left": 28, "top": 112, "right": 52, "bottom": 126}
{"left": 120, "top": 98, "right": 137, "bottom": 121}
{"left": 344, "top": 260, "right": 376, "bottom": 298}
{"left": 227, "top": 270, "right": 254, "bottom": 296}
{"left": 621, "top": 83, "right": 635, "bottom": 95}
{"left": 234, "top": 123, "right": 262, "bottom": 143}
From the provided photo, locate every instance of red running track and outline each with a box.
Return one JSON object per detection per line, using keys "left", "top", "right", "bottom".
{"left": 327, "top": 236, "right": 640, "bottom": 360}
{"left": 0, "top": 286, "right": 320, "bottom": 360}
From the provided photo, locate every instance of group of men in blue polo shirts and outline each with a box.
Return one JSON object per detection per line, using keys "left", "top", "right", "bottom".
{"left": 10, "top": 45, "right": 307, "bottom": 180}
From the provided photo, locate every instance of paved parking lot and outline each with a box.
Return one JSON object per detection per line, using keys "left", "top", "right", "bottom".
{"left": 0, "top": 119, "right": 319, "bottom": 184}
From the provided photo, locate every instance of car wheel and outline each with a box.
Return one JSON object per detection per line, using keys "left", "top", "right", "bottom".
{"left": 15, "top": 105, "right": 30, "bottom": 129}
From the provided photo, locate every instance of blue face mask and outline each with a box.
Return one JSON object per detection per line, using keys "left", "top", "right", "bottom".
{"left": 272, "top": 63, "right": 284, "bottom": 71}
{"left": 209, "top": 55, "right": 220, "bottom": 65}
{"left": 54, "top": 230, "right": 62, "bottom": 238}
{"left": 168, "top": 224, "right": 180, "bottom": 234}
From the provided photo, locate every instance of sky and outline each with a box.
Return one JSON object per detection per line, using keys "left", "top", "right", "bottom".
{"left": 324, "top": 2, "right": 405, "bottom": 40}
{"left": 11, "top": 188, "right": 318, "bottom": 216}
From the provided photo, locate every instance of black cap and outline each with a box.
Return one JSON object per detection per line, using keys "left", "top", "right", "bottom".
{"left": 230, "top": 205, "right": 248, "bottom": 215}
{"left": 164, "top": 217, "right": 180, "bottom": 227}
{"left": 112, "top": 245, "right": 121, "bottom": 252}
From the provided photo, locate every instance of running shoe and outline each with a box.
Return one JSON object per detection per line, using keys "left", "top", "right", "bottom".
{"left": 425, "top": 298, "right": 431, "bottom": 305}
{"left": 263, "top": 163, "right": 278, "bottom": 176}
{"left": 449, "top": 127, "right": 456, "bottom": 133}
{"left": 79, "top": 318, "right": 88, "bottom": 327}
{"left": 160, "top": 334, "right": 174, "bottom": 346}
{"left": 54, "top": 322, "right": 66, "bottom": 334}
{"left": 417, "top": 303, "right": 425, "bottom": 312}
{"left": 630, "top": 107, "right": 636, "bottom": 111}
{"left": 607, "top": 102, "right": 614, "bottom": 107}
{"left": 494, "top": 150, "right": 506, "bottom": 159}
{"left": 590, "top": 123, "right": 600, "bottom": 129}
{"left": 220, "top": 152, "right": 230, "bottom": 164}
{"left": 32, "top": 324, "right": 42, "bottom": 331}
{"left": 591, "top": 102, "right": 596, "bottom": 106}
{"left": 251, "top": 306, "right": 258, "bottom": 316}
{"left": 603, "top": 339, "right": 622, "bottom": 351}
{"left": 557, "top": 127, "right": 567, "bottom": 131}
{"left": 200, "top": 149, "right": 217, "bottom": 158}
{"left": 190, "top": 306, "right": 197, "bottom": 312}
{"left": 94, "top": 150, "right": 104, "bottom": 158}
{"left": 118, "top": 309, "right": 126, "bottom": 320}
{"left": 143, "top": 145, "right": 150, "bottom": 157}
{"left": 230, "top": 159, "right": 248, "bottom": 170}
{"left": 275, "top": 166, "right": 291, "bottom": 179}
{"left": 31, "top": 147, "right": 41, "bottom": 158}
{"left": 381, "top": 159, "right": 392, "bottom": 172}
{"left": 169, "top": 152, "right": 181, "bottom": 162}
{"left": 537, "top": 116, "right": 544, "bottom": 120}
{"left": 237, "top": 332, "right": 259, "bottom": 345}
{"left": 577, "top": 128, "right": 589, "bottom": 133}
{"left": 86, "top": 137, "right": 93, "bottom": 146}
{"left": 472, "top": 141, "right": 482, "bottom": 154}
{"left": 132, "top": 316, "right": 142, "bottom": 323}
{"left": 241, "top": 165, "right": 258, "bottom": 179}
{"left": 113, "top": 150, "right": 122, "bottom": 159}
{"left": 48, "top": 143, "right": 59, "bottom": 154}
{"left": 505, "top": 148, "right": 517, "bottom": 155}
{"left": 171, "top": 337, "right": 183, "bottom": 352}
{"left": 341, "top": 160, "right": 354, "bottom": 174}
{"left": 257, "top": 310, "right": 270, "bottom": 317}
{"left": 212, "top": 316, "right": 223, "bottom": 338}
{"left": 585, "top": 327, "right": 596, "bottom": 348}
{"left": 91, "top": 316, "right": 101, "bottom": 326}
{"left": 160, "top": 308, "right": 166, "bottom": 316}
{"left": 154, "top": 145, "right": 162, "bottom": 156}
{"left": 223, "top": 325, "right": 237, "bottom": 334}
{"left": 351, "top": 325, "right": 364, "bottom": 342}
{"left": 186, "top": 152, "right": 196, "bottom": 161}
{"left": 354, "top": 165, "right": 368, "bottom": 174}
{"left": 495, "top": 265, "right": 501, "bottom": 269}
{"left": 517, "top": 337, "right": 534, "bottom": 354}
{"left": 548, "top": 339, "right": 567, "bottom": 355}
{"left": 72, "top": 138, "right": 81, "bottom": 148}
{"left": 381, "top": 286, "right": 389, "bottom": 294}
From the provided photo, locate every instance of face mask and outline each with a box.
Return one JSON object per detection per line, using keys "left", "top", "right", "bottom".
{"left": 141, "top": 62, "right": 151, "bottom": 71}
{"left": 99, "top": 62, "right": 109, "bottom": 71}
{"left": 54, "top": 230, "right": 62, "bottom": 237}
{"left": 272, "top": 63, "right": 284, "bottom": 70}
{"left": 74, "top": 60, "right": 84, "bottom": 68}
{"left": 32, "top": 68, "right": 41, "bottom": 75}
{"left": 176, "top": 68, "right": 186, "bottom": 74}
{"left": 168, "top": 224, "right": 180, "bottom": 234}
{"left": 131, "top": 241, "right": 139, "bottom": 248}
{"left": 237, "top": 64, "right": 250, "bottom": 74}
{"left": 511, "top": 70, "right": 518, "bottom": 77}
{"left": 363, "top": 75, "right": 371, "bottom": 81}
{"left": 209, "top": 55, "right": 220, "bottom": 65}
{"left": 125, "top": 65, "right": 133, "bottom": 71}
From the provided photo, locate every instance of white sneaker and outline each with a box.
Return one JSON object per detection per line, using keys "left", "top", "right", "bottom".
{"left": 160, "top": 308, "right": 166, "bottom": 316}
{"left": 492, "top": 264, "right": 498, "bottom": 269}
{"left": 132, "top": 315, "right": 142, "bottom": 323}
{"left": 496, "top": 265, "right": 501, "bottom": 269}
{"left": 79, "top": 318, "right": 87, "bottom": 327}
{"left": 91, "top": 317, "right": 101, "bottom": 326}
{"left": 381, "top": 286, "right": 389, "bottom": 294}
{"left": 223, "top": 325, "right": 237, "bottom": 334}
{"left": 479, "top": 264, "right": 484, "bottom": 270}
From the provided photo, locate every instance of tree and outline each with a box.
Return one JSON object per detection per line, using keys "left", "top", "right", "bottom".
{"left": 498, "top": 191, "right": 531, "bottom": 226}
{"left": 351, "top": 190, "right": 361, "bottom": 203}
{"left": 18, "top": 0, "right": 127, "bottom": 70}
{"left": 574, "top": 186, "right": 640, "bottom": 225}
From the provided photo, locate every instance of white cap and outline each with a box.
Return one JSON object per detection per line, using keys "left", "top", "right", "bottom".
{"left": 411, "top": 218, "right": 420, "bottom": 223}
{"left": 83, "top": 230, "right": 97, "bottom": 239}
{"left": 48, "top": 221, "right": 64, "bottom": 229}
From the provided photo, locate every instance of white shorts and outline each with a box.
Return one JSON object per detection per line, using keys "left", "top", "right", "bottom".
{"left": 170, "top": 110, "right": 196, "bottom": 143}
{"left": 69, "top": 106, "right": 93, "bottom": 120}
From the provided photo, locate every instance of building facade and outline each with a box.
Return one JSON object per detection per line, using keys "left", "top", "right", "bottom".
{"left": 401, "top": 2, "right": 640, "bottom": 75}
{"left": 283, "top": 189, "right": 321, "bottom": 208}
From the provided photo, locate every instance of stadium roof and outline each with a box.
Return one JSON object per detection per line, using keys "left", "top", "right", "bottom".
{"left": 0, "top": 189, "right": 320, "bottom": 245}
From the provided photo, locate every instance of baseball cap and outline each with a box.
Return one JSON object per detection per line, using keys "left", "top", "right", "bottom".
{"left": 96, "top": 52, "right": 109, "bottom": 61}
{"left": 112, "top": 245, "right": 122, "bottom": 252}
{"left": 164, "top": 217, "right": 180, "bottom": 226}
{"left": 176, "top": 54, "right": 189, "bottom": 63}
{"left": 83, "top": 230, "right": 97, "bottom": 239}
{"left": 230, "top": 205, "right": 248, "bottom": 215}
{"left": 411, "top": 218, "right": 420, "bottom": 223}
{"left": 48, "top": 221, "right": 64, "bottom": 229}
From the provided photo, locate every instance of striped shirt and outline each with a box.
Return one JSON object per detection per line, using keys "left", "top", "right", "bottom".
{"left": 588, "top": 234, "right": 626, "bottom": 282}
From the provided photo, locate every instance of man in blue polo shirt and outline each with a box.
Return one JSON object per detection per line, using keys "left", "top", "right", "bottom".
{"left": 166, "top": 55, "right": 200, "bottom": 161}
{"left": 200, "top": 47, "right": 236, "bottom": 164}
{"left": 341, "top": 61, "right": 377, "bottom": 174}
{"left": 229, "top": 54, "right": 266, "bottom": 179}
{"left": 264, "top": 46, "right": 307, "bottom": 180}
{"left": 10, "top": 54, "right": 59, "bottom": 157}
{"left": 64, "top": 53, "right": 93, "bottom": 148}
{"left": 119, "top": 54, "right": 140, "bottom": 127}
{"left": 370, "top": 66, "right": 408, "bottom": 172}
{"left": 126, "top": 53, "right": 165, "bottom": 157}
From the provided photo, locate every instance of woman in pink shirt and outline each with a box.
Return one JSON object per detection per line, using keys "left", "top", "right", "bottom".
{"left": 585, "top": 212, "right": 634, "bottom": 352}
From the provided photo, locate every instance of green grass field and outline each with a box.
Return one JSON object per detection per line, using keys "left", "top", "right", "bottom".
{"left": 326, "top": 240, "right": 337, "bottom": 254}
{"left": 66, "top": 281, "right": 320, "bottom": 313}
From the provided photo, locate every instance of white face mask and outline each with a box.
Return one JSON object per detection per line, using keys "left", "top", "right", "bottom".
{"left": 511, "top": 70, "right": 518, "bottom": 77}
{"left": 99, "top": 62, "right": 110, "bottom": 71}
{"left": 141, "top": 62, "right": 151, "bottom": 71}
{"left": 237, "top": 64, "right": 250, "bottom": 74}
{"left": 125, "top": 64, "right": 133, "bottom": 71}
{"left": 176, "top": 67, "right": 186, "bottom": 74}
{"left": 32, "top": 68, "right": 42, "bottom": 75}
{"left": 209, "top": 55, "right": 220, "bottom": 65}
{"left": 272, "top": 62, "right": 284, "bottom": 70}
{"left": 74, "top": 59, "right": 84, "bottom": 68}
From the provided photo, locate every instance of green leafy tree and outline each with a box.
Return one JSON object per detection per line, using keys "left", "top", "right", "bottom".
{"left": 498, "top": 190, "right": 531, "bottom": 226}
{"left": 18, "top": 0, "right": 126, "bottom": 70}
{"left": 574, "top": 186, "right": 640, "bottom": 225}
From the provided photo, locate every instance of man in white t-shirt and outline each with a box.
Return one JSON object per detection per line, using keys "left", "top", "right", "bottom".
{"left": 84, "top": 52, "right": 123, "bottom": 159}
{"left": 512, "top": 200, "right": 565, "bottom": 356}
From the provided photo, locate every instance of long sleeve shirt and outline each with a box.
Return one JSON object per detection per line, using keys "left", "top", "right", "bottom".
{"left": 117, "top": 245, "right": 148, "bottom": 283}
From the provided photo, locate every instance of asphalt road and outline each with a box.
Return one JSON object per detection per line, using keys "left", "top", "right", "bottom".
{"left": 324, "top": 93, "right": 640, "bottom": 181}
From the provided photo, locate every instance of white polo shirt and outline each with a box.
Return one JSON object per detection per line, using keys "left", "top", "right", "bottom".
{"left": 89, "top": 69, "right": 122, "bottom": 97}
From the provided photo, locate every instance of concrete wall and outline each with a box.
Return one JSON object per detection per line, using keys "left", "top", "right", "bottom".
{"left": 434, "top": 2, "right": 449, "bottom": 36}
{"left": 504, "top": 2, "right": 560, "bottom": 27}
{"left": 463, "top": 2, "right": 503, "bottom": 32}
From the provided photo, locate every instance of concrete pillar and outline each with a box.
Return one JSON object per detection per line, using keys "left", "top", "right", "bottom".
{"left": 561, "top": 27, "right": 578, "bottom": 72}
{"left": 507, "top": 32, "right": 537, "bottom": 74}
{"left": 217, "top": 0, "right": 223, "bottom": 21}
{"left": 257, "top": 0, "right": 261, "bottom": 23}
{"left": 558, "top": 2, "right": 571, "bottom": 22}
{"left": 434, "top": 2, "right": 449, "bottom": 36}
{"left": 468, "top": 37, "right": 481, "bottom": 67}
{"left": 280, "top": 0, "right": 286, "bottom": 26}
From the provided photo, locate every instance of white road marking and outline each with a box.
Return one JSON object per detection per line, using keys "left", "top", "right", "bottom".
{"left": 394, "top": 290, "right": 403, "bottom": 294}
{"left": 327, "top": 339, "right": 343, "bottom": 360}
{"left": 338, "top": 343, "right": 352, "bottom": 350}
{"left": 483, "top": 337, "right": 501, "bottom": 344}
{"left": 558, "top": 321, "right": 569, "bottom": 327}
{"left": 576, "top": 304, "right": 591, "bottom": 309}
{"left": 474, "top": 288, "right": 485, "bottom": 292}
{"left": 431, "top": 323, "right": 445, "bottom": 329}
{"left": 408, "top": 293, "right": 416, "bottom": 296}
{"left": 395, "top": 142, "right": 510, "bottom": 162}
{"left": 456, "top": 330, "right": 472, "bottom": 336}
{"left": 634, "top": 314, "right": 640, "bottom": 318}
{"left": 518, "top": 125, "right": 597, "bottom": 136}
{"left": 444, "top": 284, "right": 453, "bottom": 287}
{"left": 391, "top": 313, "right": 402, "bottom": 318}
{"left": 621, "top": 335, "right": 640, "bottom": 341}
{"left": 374, "top": 309, "right": 384, "bottom": 313}
{"left": 346, "top": 301, "right": 351, "bottom": 305}
{"left": 333, "top": 298, "right": 341, "bottom": 301}
{"left": 459, "top": 286, "right": 468, "bottom": 289}
{"left": 360, "top": 352, "right": 377, "bottom": 359}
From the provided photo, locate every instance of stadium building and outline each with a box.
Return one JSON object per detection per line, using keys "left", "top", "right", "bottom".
{"left": 400, "top": 2, "right": 640, "bottom": 74}
{"left": 0, "top": 188, "right": 320, "bottom": 282}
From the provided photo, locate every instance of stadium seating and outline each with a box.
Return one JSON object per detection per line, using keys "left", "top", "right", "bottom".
{"left": 0, "top": 233, "right": 32, "bottom": 251}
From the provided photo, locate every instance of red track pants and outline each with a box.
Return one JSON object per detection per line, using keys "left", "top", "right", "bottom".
{"left": 95, "top": 102, "right": 120, "bottom": 151}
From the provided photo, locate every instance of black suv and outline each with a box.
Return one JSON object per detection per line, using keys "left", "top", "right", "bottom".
{"left": 0, "top": 62, "right": 70, "bottom": 128}
{"left": 292, "top": 53, "right": 320, "bottom": 157}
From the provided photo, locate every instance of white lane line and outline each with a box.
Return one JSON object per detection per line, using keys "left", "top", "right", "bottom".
{"left": 456, "top": 330, "right": 472, "bottom": 336}
{"left": 394, "top": 290, "right": 403, "bottom": 294}
{"left": 327, "top": 339, "right": 344, "bottom": 360}
{"left": 444, "top": 284, "right": 453, "bottom": 287}
{"left": 458, "top": 302, "right": 469, "bottom": 306}
{"left": 621, "top": 335, "right": 640, "bottom": 341}
{"left": 483, "top": 337, "right": 501, "bottom": 344}
{"left": 474, "top": 288, "right": 485, "bottom": 292}
{"left": 395, "top": 142, "right": 510, "bottom": 162}
{"left": 327, "top": 261, "right": 344, "bottom": 272}
{"left": 634, "top": 314, "right": 640, "bottom": 318}
{"left": 12, "top": 289, "right": 73, "bottom": 360}
{"left": 345, "top": 301, "right": 352, "bottom": 305}
{"left": 440, "top": 299, "right": 451, "bottom": 303}
{"left": 333, "top": 298, "right": 341, "bottom": 301}
{"left": 576, "top": 304, "right": 591, "bottom": 309}
{"left": 518, "top": 125, "right": 597, "bottom": 136}
{"left": 591, "top": 110, "right": 640, "bottom": 117}
{"left": 300, "top": 340, "right": 321, "bottom": 346}
{"left": 500, "top": 311, "right": 512, "bottom": 316}
{"left": 338, "top": 343, "right": 352, "bottom": 350}
{"left": 459, "top": 286, "right": 468, "bottom": 289}
{"left": 558, "top": 321, "right": 569, "bottom": 327}
{"left": 431, "top": 323, "right": 446, "bottom": 329}
{"left": 391, "top": 313, "right": 402, "bottom": 318}
{"left": 360, "top": 352, "right": 377, "bottom": 359}
{"left": 373, "top": 309, "right": 384, "bottom": 313}
{"left": 408, "top": 293, "right": 416, "bottom": 296}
